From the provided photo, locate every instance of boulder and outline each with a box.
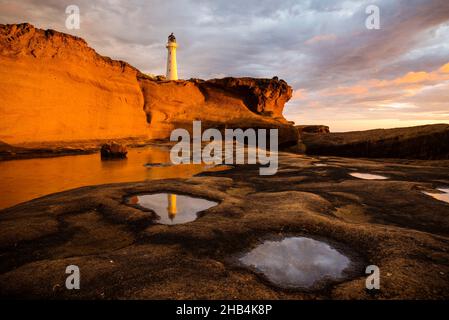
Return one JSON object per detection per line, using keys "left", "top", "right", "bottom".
{"left": 100, "top": 142, "right": 128, "bottom": 159}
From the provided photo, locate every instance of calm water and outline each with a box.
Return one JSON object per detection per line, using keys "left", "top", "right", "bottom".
{"left": 129, "top": 193, "right": 218, "bottom": 225}
{"left": 0, "top": 146, "right": 223, "bottom": 210}
{"left": 239, "top": 237, "right": 351, "bottom": 289}
{"left": 350, "top": 172, "right": 388, "bottom": 180}
{"left": 423, "top": 188, "right": 449, "bottom": 204}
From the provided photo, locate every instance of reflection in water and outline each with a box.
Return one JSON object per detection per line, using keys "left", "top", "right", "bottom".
{"left": 239, "top": 237, "right": 351, "bottom": 289}
{"left": 423, "top": 188, "right": 449, "bottom": 204}
{"left": 131, "top": 193, "right": 217, "bottom": 225}
{"left": 0, "top": 146, "right": 226, "bottom": 210}
{"left": 313, "top": 163, "right": 328, "bottom": 167}
{"left": 350, "top": 172, "right": 388, "bottom": 180}
{"left": 167, "top": 194, "right": 177, "bottom": 221}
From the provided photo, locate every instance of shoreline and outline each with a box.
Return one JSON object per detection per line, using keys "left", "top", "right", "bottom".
{"left": 0, "top": 138, "right": 172, "bottom": 161}
{"left": 2, "top": 142, "right": 449, "bottom": 169}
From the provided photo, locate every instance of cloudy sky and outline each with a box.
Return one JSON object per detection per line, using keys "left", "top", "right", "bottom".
{"left": 1, "top": 0, "right": 448, "bottom": 131}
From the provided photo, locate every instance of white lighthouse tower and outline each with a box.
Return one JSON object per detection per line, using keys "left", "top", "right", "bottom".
{"left": 166, "top": 33, "right": 178, "bottom": 80}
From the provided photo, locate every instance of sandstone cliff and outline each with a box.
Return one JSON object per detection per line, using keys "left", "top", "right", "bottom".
{"left": 0, "top": 23, "right": 148, "bottom": 145}
{"left": 0, "top": 23, "right": 297, "bottom": 148}
{"left": 138, "top": 75, "right": 297, "bottom": 146}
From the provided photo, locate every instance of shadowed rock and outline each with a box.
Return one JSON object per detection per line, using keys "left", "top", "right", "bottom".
{"left": 296, "top": 125, "right": 330, "bottom": 134}
{"left": 100, "top": 142, "right": 127, "bottom": 159}
{"left": 300, "top": 124, "right": 449, "bottom": 159}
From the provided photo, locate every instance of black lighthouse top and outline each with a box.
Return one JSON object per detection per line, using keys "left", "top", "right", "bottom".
{"left": 168, "top": 33, "right": 176, "bottom": 43}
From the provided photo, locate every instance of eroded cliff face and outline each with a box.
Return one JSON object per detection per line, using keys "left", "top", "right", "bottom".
{"left": 0, "top": 23, "right": 297, "bottom": 147}
{"left": 138, "top": 76, "right": 297, "bottom": 145}
{"left": 0, "top": 23, "right": 149, "bottom": 145}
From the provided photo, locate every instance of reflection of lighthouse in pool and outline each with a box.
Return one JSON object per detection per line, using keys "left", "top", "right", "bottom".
{"left": 167, "top": 193, "right": 177, "bottom": 221}
{"left": 128, "top": 193, "right": 217, "bottom": 225}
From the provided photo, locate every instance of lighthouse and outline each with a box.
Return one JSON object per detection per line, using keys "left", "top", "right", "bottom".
{"left": 166, "top": 33, "right": 178, "bottom": 80}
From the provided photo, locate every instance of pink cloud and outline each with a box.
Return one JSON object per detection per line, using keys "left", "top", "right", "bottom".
{"left": 304, "top": 34, "right": 337, "bottom": 45}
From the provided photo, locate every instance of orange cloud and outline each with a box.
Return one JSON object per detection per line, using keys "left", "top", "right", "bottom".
{"left": 394, "top": 71, "right": 432, "bottom": 84}
{"left": 440, "top": 62, "right": 449, "bottom": 73}
{"left": 292, "top": 89, "right": 307, "bottom": 100}
{"left": 332, "top": 86, "right": 368, "bottom": 96}
{"left": 320, "top": 61, "right": 449, "bottom": 98}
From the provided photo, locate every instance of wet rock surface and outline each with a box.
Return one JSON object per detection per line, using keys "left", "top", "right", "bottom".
{"left": 0, "top": 153, "right": 449, "bottom": 299}
{"left": 349, "top": 172, "right": 388, "bottom": 180}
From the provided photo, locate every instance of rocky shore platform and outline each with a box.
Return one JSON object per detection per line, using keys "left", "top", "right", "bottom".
{"left": 1, "top": 152, "right": 448, "bottom": 299}
{"left": 300, "top": 124, "right": 449, "bottom": 160}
